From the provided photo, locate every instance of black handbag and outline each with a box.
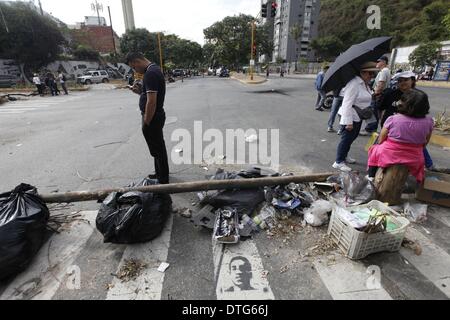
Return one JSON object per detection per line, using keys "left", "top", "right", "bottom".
{"left": 353, "top": 105, "right": 373, "bottom": 120}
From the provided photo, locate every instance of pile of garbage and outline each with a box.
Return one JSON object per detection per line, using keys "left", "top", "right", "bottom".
{"left": 192, "top": 168, "right": 340, "bottom": 244}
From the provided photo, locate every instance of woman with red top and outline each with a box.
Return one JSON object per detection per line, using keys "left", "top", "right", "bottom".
{"left": 367, "top": 89, "right": 434, "bottom": 184}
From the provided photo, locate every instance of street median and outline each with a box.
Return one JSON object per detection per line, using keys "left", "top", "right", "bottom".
{"left": 231, "top": 72, "right": 267, "bottom": 85}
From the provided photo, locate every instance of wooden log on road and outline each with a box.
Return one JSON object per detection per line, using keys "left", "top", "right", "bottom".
{"left": 39, "top": 172, "right": 334, "bottom": 204}
{"left": 375, "top": 165, "right": 410, "bottom": 205}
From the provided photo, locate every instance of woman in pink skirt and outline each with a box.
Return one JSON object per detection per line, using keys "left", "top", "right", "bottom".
{"left": 367, "top": 89, "right": 434, "bottom": 184}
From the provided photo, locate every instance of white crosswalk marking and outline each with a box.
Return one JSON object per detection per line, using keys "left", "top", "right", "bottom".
{"left": 0, "top": 211, "right": 97, "bottom": 300}
{"left": 0, "top": 93, "right": 90, "bottom": 115}
{"left": 313, "top": 255, "right": 393, "bottom": 300}
{"left": 401, "top": 227, "right": 450, "bottom": 298}
{"left": 106, "top": 215, "right": 174, "bottom": 301}
{"left": 214, "top": 241, "right": 275, "bottom": 300}
{"left": 1, "top": 209, "right": 450, "bottom": 300}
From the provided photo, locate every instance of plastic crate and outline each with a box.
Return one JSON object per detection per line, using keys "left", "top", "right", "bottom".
{"left": 328, "top": 201, "right": 410, "bottom": 260}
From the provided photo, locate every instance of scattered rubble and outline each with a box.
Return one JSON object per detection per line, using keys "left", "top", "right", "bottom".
{"left": 115, "top": 259, "right": 147, "bottom": 283}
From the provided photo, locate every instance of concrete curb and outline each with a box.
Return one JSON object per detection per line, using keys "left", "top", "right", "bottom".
{"left": 430, "top": 133, "right": 450, "bottom": 148}
{"left": 417, "top": 81, "right": 450, "bottom": 89}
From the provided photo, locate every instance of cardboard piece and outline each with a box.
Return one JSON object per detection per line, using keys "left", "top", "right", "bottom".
{"left": 416, "top": 172, "right": 450, "bottom": 208}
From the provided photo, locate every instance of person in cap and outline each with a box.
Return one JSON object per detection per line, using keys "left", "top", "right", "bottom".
{"left": 379, "top": 71, "right": 416, "bottom": 127}
{"left": 367, "top": 89, "right": 434, "bottom": 183}
{"left": 315, "top": 65, "right": 330, "bottom": 111}
{"left": 332, "top": 62, "right": 378, "bottom": 172}
{"left": 378, "top": 71, "right": 435, "bottom": 169}
{"left": 364, "top": 56, "right": 392, "bottom": 134}
{"left": 33, "top": 73, "right": 43, "bottom": 96}
{"left": 126, "top": 52, "right": 170, "bottom": 184}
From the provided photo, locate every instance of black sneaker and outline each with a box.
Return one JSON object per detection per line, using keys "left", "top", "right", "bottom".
{"left": 147, "top": 174, "right": 158, "bottom": 179}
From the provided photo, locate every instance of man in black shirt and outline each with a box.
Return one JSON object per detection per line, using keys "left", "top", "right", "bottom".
{"left": 126, "top": 52, "right": 170, "bottom": 184}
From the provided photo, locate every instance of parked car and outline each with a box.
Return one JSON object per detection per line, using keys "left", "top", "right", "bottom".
{"left": 172, "top": 69, "right": 185, "bottom": 77}
{"left": 77, "top": 70, "right": 110, "bottom": 85}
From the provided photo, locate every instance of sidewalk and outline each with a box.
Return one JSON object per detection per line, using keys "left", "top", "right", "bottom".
{"left": 258, "top": 72, "right": 316, "bottom": 80}
{"left": 231, "top": 72, "right": 267, "bottom": 85}
{"left": 417, "top": 81, "right": 450, "bottom": 89}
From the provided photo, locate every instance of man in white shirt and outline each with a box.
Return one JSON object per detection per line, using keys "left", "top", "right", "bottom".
{"left": 365, "top": 56, "right": 391, "bottom": 133}
{"left": 33, "top": 74, "right": 43, "bottom": 96}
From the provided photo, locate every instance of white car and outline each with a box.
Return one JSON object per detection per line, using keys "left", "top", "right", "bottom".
{"left": 77, "top": 70, "right": 110, "bottom": 85}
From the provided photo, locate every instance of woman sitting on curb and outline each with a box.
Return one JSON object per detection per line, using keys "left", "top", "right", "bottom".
{"left": 367, "top": 89, "right": 434, "bottom": 183}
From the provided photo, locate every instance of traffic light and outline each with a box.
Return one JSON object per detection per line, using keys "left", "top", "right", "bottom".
{"left": 271, "top": 2, "right": 277, "bottom": 17}
{"left": 261, "top": 3, "right": 268, "bottom": 18}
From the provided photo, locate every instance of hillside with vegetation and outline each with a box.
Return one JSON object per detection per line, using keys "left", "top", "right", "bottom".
{"left": 312, "top": 0, "right": 450, "bottom": 60}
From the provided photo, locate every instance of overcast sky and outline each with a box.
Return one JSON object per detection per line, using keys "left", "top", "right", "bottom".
{"left": 21, "top": 0, "right": 260, "bottom": 45}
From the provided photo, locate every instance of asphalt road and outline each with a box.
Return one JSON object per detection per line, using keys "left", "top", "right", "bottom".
{"left": 0, "top": 77, "right": 449, "bottom": 300}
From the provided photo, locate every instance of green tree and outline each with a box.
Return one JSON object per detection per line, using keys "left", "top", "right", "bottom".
{"left": 310, "top": 36, "right": 344, "bottom": 61}
{"left": 72, "top": 45, "right": 100, "bottom": 61}
{"left": 318, "top": 0, "right": 450, "bottom": 50}
{"left": 0, "top": 2, "right": 65, "bottom": 69}
{"left": 443, "top": 9, "right": 450, "bottom": 31}
{"left": 204, "top": 14, "right": 273, "bottom": 68}
{"left": 409, "top": 41, "right": 442, "bottom": 70}
{"left": 120, "top": 29, "right": 202, "bottom": 69}
{"left": 120, "top": 28, "right": 158, "bottom": 61}
{"left": 290, "top": 23, "right": 302, "bottom": 70}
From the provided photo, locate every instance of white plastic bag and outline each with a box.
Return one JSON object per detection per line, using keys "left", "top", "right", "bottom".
{"left": 304, "top": 200, "right": 333, "bottom": 227}
{"left": 404, "top": 203, "right": 428, "bottom": 223}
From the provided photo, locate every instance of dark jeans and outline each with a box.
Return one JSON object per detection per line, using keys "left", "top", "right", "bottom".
{"left": 315, "top": 90, "right": 326, "bottom": 109}
{"left": 36, "top": 84, "right": 43, "bottom": 95}
{"left": 365, "top": 98, "right": 380, "bottom": 132}
{"left": 336, "top": 121, "right": 362, "bottom": 163}
{"left": 142, "top": 111, "right": 170, "bottom": 184}
{"left": 61, "top": 82, "right": 68, "bottom": 95}
{"left": 423, "top": 148, "right": 433, "bottom": 169}
{"left": 328, "top": 96, "right": 343, "bottom": 128}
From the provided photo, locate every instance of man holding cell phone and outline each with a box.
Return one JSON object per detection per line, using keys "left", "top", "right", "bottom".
{"left": 126, "top": 52, "right": 170, "bottom": 185}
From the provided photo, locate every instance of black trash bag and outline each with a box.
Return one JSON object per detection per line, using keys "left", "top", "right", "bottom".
{"left": 197, "top": 168, "right": 269, "bottom": 216}
{"left": 0, "top": 184, "right": 50, "bottom": 280}
{"left": 96, "top": 179, "right": 172, "bottom": 244}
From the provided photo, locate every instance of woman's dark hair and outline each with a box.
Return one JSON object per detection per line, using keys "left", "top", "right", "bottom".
{"left": 398, "top": 89, "right": 430, "bottom": 118}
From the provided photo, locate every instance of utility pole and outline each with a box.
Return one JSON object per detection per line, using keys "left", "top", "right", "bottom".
{"left": 0, "top": 4, "right": 8, "bottom": 33}
{"left": 157, "top": 33, "right": 164, "bottom": 73}
{"left": 38, "top": 0, "right": 44, "bottom": 16}
{"left": 108, "top": 6, "right": 116, "bottom": 54}
{"left": 91, "top": 0, "right": 104, "bottom": 26}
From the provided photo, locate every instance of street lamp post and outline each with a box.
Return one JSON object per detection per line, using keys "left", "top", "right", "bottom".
{"left": 250, "top": 21, "right": 255, "bottom": 81}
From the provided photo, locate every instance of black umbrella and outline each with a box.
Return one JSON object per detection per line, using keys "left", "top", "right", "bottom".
{"left": 321, "top": 36, "right": 392, "bottom": 92}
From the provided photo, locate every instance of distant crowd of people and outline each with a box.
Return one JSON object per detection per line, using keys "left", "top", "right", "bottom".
{"left": 32, "top": 72, "right": 68, "bottom": 96}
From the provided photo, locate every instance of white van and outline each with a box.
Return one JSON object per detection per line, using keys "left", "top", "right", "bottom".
{"left": 77, "top": 70, "right": 110, "bottom": 84}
